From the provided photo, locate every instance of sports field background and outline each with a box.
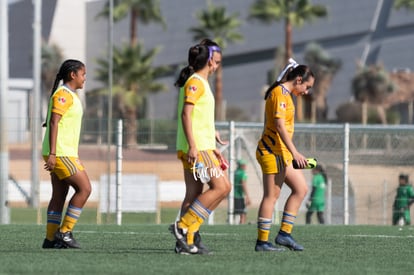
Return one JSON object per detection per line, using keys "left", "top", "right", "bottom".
{"left": 1, "top": 222, "right": 414, "bottom": 274}
{"left": 7, "top": 123, "right": 414, "bottom": 226}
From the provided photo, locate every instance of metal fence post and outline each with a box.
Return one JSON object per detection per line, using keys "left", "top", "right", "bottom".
{"left": 0, "top": 0, "right": 10, "bottom": 224}
{"left": 327, "top": 178, "right": 332, "bottom": 225}
{"left": 343, "top": 123, "right": 350, "bottom": 225}
{"left": 228, "top": 121, "right": 236, "bottom": 225}
{"left": 116, "top": 119, "right": 123, "bottom": 225}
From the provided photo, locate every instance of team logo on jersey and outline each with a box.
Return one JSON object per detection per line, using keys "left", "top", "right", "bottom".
{"left": 57, "top": 97, "right": 67, "bottom": 104}
{"left": 188, "top": 85, "right": 197, "bottom": 93}
{"left": 279, "top": 102, "right": 286, "bottom": 109}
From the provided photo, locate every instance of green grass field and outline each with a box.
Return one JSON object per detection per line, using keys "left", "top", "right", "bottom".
{"left": 1, "top": 223, "right": 414, "bottom": 275}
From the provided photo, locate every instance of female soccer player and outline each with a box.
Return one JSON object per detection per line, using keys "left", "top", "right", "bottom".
{"left": 255, "top": 59, "right": 315, "bottom": 252}
{"left": 172, "top": 39, "right": 231, "bottom": 254}
{"left": 41, "top": 59, "right": 92, "bottom": 249}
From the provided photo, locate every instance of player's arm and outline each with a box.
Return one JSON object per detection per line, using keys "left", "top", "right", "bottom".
{"left": 241, "top": 178, "right": 251, "bottom": 205}
{"left": 408, "top": 186, "right": 414, "bottom": 199}
{"left": 44, "top": 112, "right": 61, "bottom": 171}
{"left": 215, "top": 131, "right": 228, "bottom": 145}
{"left": 181, "top": 102, "right": 197, "bottom": 162}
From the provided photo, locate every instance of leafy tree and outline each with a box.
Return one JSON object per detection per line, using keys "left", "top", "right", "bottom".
{"left": 95, "top": 43, "right": 170, "bottom": 145}
{"left": 394, "top": 0, "right": 414, "bottom": 10}
{"left": 304, "top": 42, "right": 341, "bottom": 122}
{"left": 97, "top": 0, "right": 166, "bottom": 145}
{"left": 190, "top": 1, "right": 243, "bottom": 121}
{"left": 351, "top": 64, "right": 395, "bottom": 124}
{"left": 249, "top": 0, "right": 327, "bottom": 121}
{"left": 99, "top": 0, "right": 165, "bottom": 46}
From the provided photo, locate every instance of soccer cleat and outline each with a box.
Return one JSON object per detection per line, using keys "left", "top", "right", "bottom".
{"left": 255, "top": 240, "right": 285, "bottom": 252}
{"left": 194, "top": 231, "right": 211, "bottom": 255}
{"left": 173, "top": 241, "right": 182, "bottom": 254}
{"left": 170, "top": 222, "right": 198, "bottom": 254}
{"left": 170, "top": 228, "right": 211, "bottom": 255}
{"left": 54, "top": 231, "right": 81, "bottom": 249}
{"left": 42, "top": 238, "right": 66, "bottom": 249}
{"left": 275, "top": 233, "right": 304, "bottom": 251}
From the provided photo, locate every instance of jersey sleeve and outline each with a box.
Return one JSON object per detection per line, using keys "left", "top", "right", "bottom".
{"left": 183, "top": 77, "right": 205, "bottom": 105}
{"left": 408, "top": 186, "right": 414, "bottom": 198}
{"left": 271, "top": 87, "right": 288, "bottom": 119}
{"left": 51, "top": 89, "right": 73, "bottom": 116}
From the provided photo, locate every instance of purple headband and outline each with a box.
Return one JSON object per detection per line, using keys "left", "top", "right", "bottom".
{"left": 208, "top": 45, "right": 221, "bottom": 60}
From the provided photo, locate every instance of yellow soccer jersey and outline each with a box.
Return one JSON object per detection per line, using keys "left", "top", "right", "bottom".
{"left": 42, "top": 86, "right": 83, "bottom": 157}
{"left": 176, "top": 73, "right": 216, "bottom": 152}
{"left": 257, "top": 84, "right": 295, "bottom": 156}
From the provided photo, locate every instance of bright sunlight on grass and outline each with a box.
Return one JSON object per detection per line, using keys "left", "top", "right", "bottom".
{"left": 1, "top": 224, "right": 414, "bottom": 274}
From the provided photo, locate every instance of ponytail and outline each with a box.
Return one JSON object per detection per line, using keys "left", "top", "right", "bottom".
{"left": 174, "top": 45, "right": 210, "bottom": 88}
{"left": 264, "top": 59, "right": 313, "bottom": 100}
{"left": 43, "top": 59, "right": 84, "bottom": 127}
{"left": 174, "top": 66, "right": 195, "bottom": 87}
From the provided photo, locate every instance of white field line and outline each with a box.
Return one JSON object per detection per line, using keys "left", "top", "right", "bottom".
{"left": 77, "top": 230, "right": 233, "bottom": 236}
{"left": 346, "top": 234, "right": 414, "bottom": 238}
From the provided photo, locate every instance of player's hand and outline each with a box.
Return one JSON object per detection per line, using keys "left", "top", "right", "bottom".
{"left": 187, "top": 146, "right": 198, "bottom": 164}
{"left": 292, "top": 152, "right": 307, "bottom": 169}
{"left": 245, "top": 196, "right": 251, "bottom": 206}
{"left": 215, "top": 131, "right": 228, "bottom": 145}
{"left": 44, "top": 155, "right": 56, "bottom": 171}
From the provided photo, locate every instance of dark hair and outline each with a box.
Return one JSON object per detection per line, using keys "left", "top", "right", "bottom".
{"left": 174, "top": 39, "right": 221, "bottom": 88}
{"left": 399, "top": 174, "right": 409, "bottom": 182}
{"left": 49, "top": 59, "right": 85, "bottom": 98}
{"left": 199, "top": 38, "right": 221, "bottom": 60}
{"left": 174, "top": 45, "right": 209, "bottom": 87}
{"left": 264, "top": 64, "right": 314, "bottom": 100}
{"left": 43, "top": 59, "right": 84, "bottom": 127}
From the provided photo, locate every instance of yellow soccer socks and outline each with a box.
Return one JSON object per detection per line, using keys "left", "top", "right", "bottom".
{"left": 257, "top": 211, "right": 297, "bottom": 242}
{"left": 46, "top": 211, "right": 62, "bottom": 241}
{"left": 178, "top": 199, "right": 211, "bottom": 245}
{"left": 280, "top": 211, "right": 296, "bottom": 234}
{"left": 60, "top": 204, "right": 83, "bottom": 233}
{"left": 257, "top": 217, "right": 272, "bottom": 242}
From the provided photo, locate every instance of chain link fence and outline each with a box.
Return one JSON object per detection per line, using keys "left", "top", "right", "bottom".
{"left": 6, "top": 119, "right": 414, "bottom": 225}
{"left": 215, "top": 122, "right": 414, "bottom": 225}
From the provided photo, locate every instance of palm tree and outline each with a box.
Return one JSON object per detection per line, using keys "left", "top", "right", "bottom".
{"left": 394, "top": 0, "right": 414, "bottom": 10}
{"left": 99, "top": 0, "right": 165, "bottom": 46}
{"left": 98, "top": 0, "right": 166, "bottom": 145}
{"left": 351, "top": 64, "right": 395, "bottom": 124}
{"left": 249, "top": 0, "right": 327, "bottom": 121}
{"left": 190, "top": 1, "right": 243, "bottom": 121}
{"left": 95, "top": 43, "right": 170, "bottom": 146}
{"left": 304, "top": 42, "right": 341, "bottom": 122}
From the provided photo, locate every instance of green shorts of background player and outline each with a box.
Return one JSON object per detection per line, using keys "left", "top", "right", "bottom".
{"left": 305, "top": 201, "right": 325, "bottom": 224}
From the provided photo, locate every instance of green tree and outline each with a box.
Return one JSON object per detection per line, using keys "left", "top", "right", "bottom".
{"left": 190, "top": 1, "right": 243, "bottom": 121}
{"left": 394, "top": 0, "right": 414, "bottom": 10}
{"left": 95, "top": 43, "right": 169, "bottom": 146}
{"left": 98, "top": 0, "right": 166, "bottom": 145}
{"left": 99, "top": 0, "right": 165, "bottom": 46}
{"left": 351, "top": 64, "right": 395, "bottom": 124}
{"left": 304, "top": 42, "right": 341, "bottom": 122}
{"left": 249, "top": 0, "right": 327, "bottom": 121}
